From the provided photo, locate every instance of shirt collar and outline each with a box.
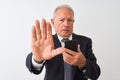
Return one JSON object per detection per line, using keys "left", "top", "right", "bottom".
{"left": 57, "top": 34, "right": 72, "bottom": 42}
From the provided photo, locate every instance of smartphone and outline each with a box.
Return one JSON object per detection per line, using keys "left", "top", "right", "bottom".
{"left": 65, "top": 39, "right": 78, "bottom": 52}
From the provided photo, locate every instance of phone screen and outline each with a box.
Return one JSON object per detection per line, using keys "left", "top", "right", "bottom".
{"left": 65, "top": 40, "right": 78, "bottom": 52}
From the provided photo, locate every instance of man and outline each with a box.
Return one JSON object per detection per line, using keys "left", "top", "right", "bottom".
{"left": 26, "top": 4, "right": 101, "bottom": 80}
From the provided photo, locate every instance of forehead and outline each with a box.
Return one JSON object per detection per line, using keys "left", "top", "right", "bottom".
{"left": 55, "top": 8, "right": 74, "bottom": 18}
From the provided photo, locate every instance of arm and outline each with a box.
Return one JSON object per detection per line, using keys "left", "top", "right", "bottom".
{"left": 26, "top": 19, "right": 65, "bottom": 74}
{"left": 26, "top": 53, "right": 44, "bottom": 74}
{"left": 84, "top": 39, "right": 101, "bottom": 80}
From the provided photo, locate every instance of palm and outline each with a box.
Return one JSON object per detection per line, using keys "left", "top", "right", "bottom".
{"left": 32, "top": 36, "right": 54, "bottom": 60}
{"left": 31, "top": 19, "right": 62, "bottom": 62}
{"left": 31, "top": 19, "right": 53, "bottom": 61}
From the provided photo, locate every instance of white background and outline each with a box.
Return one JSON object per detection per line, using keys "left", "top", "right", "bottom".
{"left": 0, "top": 0, "right": 120, "bottom": 80}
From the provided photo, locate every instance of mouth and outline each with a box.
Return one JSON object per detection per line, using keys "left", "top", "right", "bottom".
{"left": 62, "top": 29, "right": 69, "bottom": 32}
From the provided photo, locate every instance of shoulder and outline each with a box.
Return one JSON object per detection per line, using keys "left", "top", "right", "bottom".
{"left": 73, "top": 33, "right": 92, "bottom": 48}
{"left": 72, "top": 33, "right": 92, "bottom": 42}
{"left": 52, "top": 34, "right": 58, "bottom": 40}
{"left": 52, "top": 34, "right": 57, "bottom": 37}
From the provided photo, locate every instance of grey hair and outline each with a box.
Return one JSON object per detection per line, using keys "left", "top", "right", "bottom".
{"left": 53, "top": 4, "right": 74, "bottom": 18}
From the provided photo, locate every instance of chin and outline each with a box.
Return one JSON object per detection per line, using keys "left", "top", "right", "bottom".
{"left": 62, "top": 34, "right": 71, "bottom": 38}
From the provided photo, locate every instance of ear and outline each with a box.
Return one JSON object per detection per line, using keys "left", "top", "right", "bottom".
{"left": 73, "top": 19, "right": 75, "bottom": 23}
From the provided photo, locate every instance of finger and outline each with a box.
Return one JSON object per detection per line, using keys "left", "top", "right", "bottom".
{"left": 46, "top": 22, "right": 52, "bottom": 39}
{"left": 35, "top": 20, "right": 41, "bottom": 40}
{"left": 52, "top": 47, "right": 65, "bottom": 57}
{"left": 63, "top": 52, "right": 73, "bottom": 58}
{"left": 41, "top": 19, "right": 47, "bottom": 39}
{"left": 32, "top": 26, "right": 37, "bottom": 43}
{"left": 64, "top": 48, "right": 76, "bottom": 56}
{"left": 77, "top": 44, "right": 81, "bottom": 53}
{"left": 63, "top": 53, "right": 72, "bottom": 64}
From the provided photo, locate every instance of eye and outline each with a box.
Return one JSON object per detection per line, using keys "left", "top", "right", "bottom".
{"left": 67, "top": 19, "right": 73, "bottom": 22}
{"left": 60, "top": 19, "right": 65, "bottom": 22}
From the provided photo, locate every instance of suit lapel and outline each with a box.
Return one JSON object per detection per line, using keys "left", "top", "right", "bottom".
{"left": 53, "top": 34, "right": 61, "bottom": 48}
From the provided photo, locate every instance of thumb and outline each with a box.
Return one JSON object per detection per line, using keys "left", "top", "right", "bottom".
{"left": 77, "top": 44, "right": 81, "bottom": 53}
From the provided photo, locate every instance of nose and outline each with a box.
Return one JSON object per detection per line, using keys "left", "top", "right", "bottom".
{"left": 63, "top": 19, "right": 69, "bottom": 27}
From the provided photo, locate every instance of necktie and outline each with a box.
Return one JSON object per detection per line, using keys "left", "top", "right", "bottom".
{"left": 61, "top": 39, "right": 72, "bottom": 80}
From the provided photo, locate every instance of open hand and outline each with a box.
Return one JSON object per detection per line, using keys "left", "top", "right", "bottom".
{"left": 32, "top": 19, "right": 64, "bottom": 62}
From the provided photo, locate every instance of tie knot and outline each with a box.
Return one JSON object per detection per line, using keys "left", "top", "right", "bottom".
{"left": 61, "top": 38, "right": 69, "bottom": 43}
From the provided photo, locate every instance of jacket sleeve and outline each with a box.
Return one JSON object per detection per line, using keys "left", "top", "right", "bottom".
{"left": 25, "top": 52, "right": 44, "bottom": 74}
{"left": 83, "top": 39, "right": 101, "bottom": 80}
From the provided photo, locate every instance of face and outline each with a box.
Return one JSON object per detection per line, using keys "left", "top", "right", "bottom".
{"left": 51, "top": 8, "right": 74, "bottom": 38}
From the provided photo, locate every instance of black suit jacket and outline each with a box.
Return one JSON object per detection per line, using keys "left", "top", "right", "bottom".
{"left": 26, "top": 33, "right": 101, "bottom": 80}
